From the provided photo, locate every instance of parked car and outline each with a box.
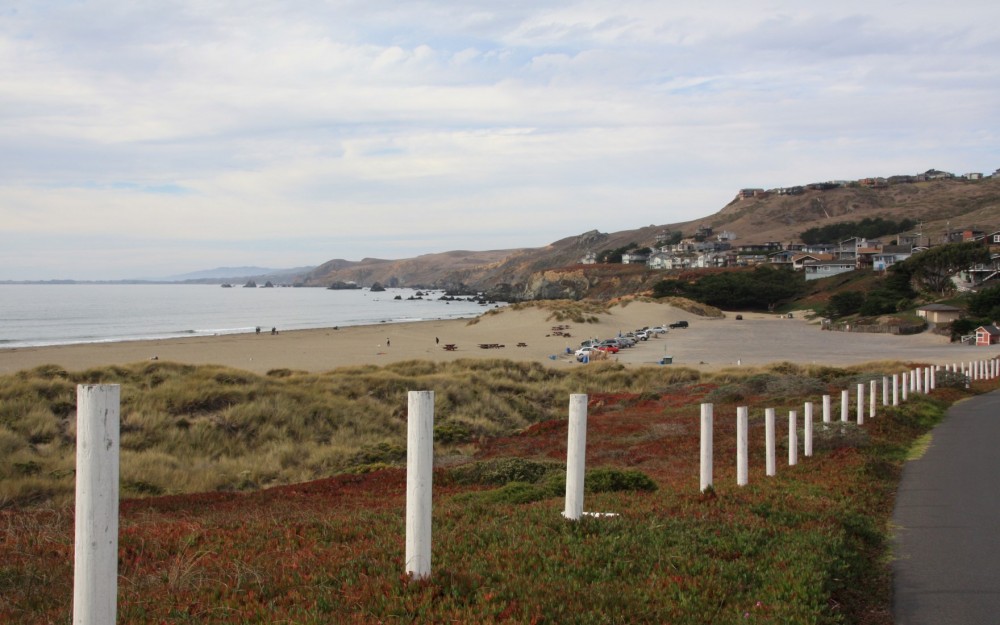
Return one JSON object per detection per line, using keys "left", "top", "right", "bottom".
{"left": 648, "top": 326, "right": 669, "bottom": 335}
{"left": 597, "top": 341, "right": 620, "bottom": 353}
{"left": 735, "top": 314, "right": 743, "bottom": 320}
{"left": 669, "top": 320, "right": 689, "bottom": 329}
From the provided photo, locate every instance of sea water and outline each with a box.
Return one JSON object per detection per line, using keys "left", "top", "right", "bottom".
{"left": 0, "top": 284, "right": 495, "bottom": 349}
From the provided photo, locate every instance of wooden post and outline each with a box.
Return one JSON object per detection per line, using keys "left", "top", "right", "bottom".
{"left": 700, "top": 403, "right": 713, "bottom": 492}
{"left": 882, "top": 376, "right": 889, "bottom": 407}
{"left": 765, "top": 408, "right": 776, "bottom": 477}
{"left": 924, "top": 367, "right": 931, "bottom": 393}
{"left": 788, "top": 410, "right": 798, "bottom": 466}
{"left": 841, "top": 390, "right": 849, "bottom": 422}
{"left": 804, "top": 402, "right": 814, "bottom": 457}
{"left": 564, "top": 394, "right": 588, "bottom": 520}
{"left": 822, "top": 394, "right": 831, "bottom": 423}
{"left": 902, "top": 373, "right": 909, "bottom": 401}
{"left": 405, "top": 390, "right": 434, "bottom": 579}
{"left": 915, "top": 367, "right": 922, "bottom": 394}
{"left": 737, "top": 407, "right": 748, "bottom": 487}
{"left": 74, "top": 384, "right": 120, "bottom": 625}
{"left": 892, "top": 374, "right": 899, "bottom": 406}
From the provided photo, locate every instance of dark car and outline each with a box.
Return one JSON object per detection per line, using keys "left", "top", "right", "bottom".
{"left": 669, "top": 320, "right": 689, "bottom": 328}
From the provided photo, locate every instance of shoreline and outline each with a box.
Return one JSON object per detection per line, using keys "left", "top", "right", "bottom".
{"left": 0, "top": 301, "right": 994, "bottom": 376}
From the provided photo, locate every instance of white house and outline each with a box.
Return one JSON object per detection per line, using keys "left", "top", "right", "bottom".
{"left": 804, "top": 260, "right": 856, "bottom": 281}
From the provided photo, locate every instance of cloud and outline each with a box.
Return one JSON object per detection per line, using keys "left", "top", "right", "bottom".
{"left": 0, "top": 1, "right": 998, "bottom": 279}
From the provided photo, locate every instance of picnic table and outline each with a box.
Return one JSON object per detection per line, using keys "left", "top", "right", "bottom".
{"left": 478, "top": 343, "right": 505, "bottom": 349}
{"left": 442, "top": 344, "right": 458, "bottom": 351}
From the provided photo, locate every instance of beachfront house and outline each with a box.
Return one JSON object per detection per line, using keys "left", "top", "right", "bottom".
{"left": 916, "top": 304, "right": 963, "bottom": 325}
{"left": 975, "top": 325, "right": 1000, "bottom": 346}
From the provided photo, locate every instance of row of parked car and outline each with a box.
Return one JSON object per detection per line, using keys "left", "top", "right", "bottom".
{"left": 574, "top": 321, "right": 688, "bottom": 362}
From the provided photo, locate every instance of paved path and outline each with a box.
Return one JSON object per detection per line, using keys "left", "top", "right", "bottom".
{"left": 892, "top": 390, "right": 1000, "bottom": 624}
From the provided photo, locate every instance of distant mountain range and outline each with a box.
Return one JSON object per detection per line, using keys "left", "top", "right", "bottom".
{"left": 160, "top": 266, "right": 316, "bottom": 283}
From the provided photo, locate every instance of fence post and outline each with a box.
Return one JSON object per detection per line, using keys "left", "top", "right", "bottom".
{"left": 564, "top": 394, "right": 588, "bottom": 520}
{"left": 915, "top": 367, "right": 923, "bottom": 394}
{"left": 882, "top": 376, "right": 889, "bottom": 407}
{"left": 822, "top": 394, "right": 831, "bottom": 423}
{"left": 765, "top": 408, "right": 776, "bottom": 477}
{"left": 924, "top": 367, "right": 931, "bottom": 393}
{"left": 405, "top": 390, "right": 434, "bottom": 579}
{"left": 788, "top": 410, "right": 798, "bottom": 466}
{"left": 841, "top": 390, "right": 849, "bottom": 423}
{"left": 737, "top": 407, "right": 749, "bottom": 486}
{"left": 869, "top": 380, "right": 877, "bottom": 419}
{"left": 700, "top": 403, "right": 713, "bottom": 492}
{"left": 892, "top": 374, "right": 899, "bottom": 406}
{"left": 804, "top": 401, "right": 814, "bottom": 457}
{"left": 74, "top": 384, "right": 120, "bottom": 625}
{"left": 902, "top": 373, "right": 909, "bottom": 401}
{"left": 856, "top": 383, "right": 865, "bottom": 425}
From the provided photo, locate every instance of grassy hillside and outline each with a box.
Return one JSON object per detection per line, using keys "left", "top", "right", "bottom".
{"left": 3, "top": 359, "right": 998, "bottom": 622}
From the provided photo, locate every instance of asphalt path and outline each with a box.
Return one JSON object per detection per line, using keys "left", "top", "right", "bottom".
{"left": 892, "top": 390, "right": 1000, "bottom": 624}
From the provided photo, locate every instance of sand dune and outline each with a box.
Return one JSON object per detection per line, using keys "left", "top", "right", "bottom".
{"left": 0, "top": 301, "right": 992, "bottom": 375}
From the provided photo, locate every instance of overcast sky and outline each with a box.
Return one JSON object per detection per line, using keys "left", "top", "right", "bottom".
{"left": 2, "top": 1, "right": 998, "bottom": 280}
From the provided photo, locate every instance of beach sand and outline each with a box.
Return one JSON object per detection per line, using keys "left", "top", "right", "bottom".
{"left": 0, "top": 301, "right": 992, "bottom": 376}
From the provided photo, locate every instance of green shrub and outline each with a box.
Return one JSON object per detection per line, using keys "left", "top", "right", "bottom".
{"left": 585, "top": 468, "right": 657, "bottom": 493}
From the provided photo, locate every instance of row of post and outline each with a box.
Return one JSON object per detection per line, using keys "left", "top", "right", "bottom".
{"left": 70, "top": 357, "right": 1000, "bottom": 618}
{"left": 698, "top": 357, "right": 1000, "bottom": 492}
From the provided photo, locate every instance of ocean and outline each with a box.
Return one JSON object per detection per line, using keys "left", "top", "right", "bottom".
{"left": 0, "top": 284, "right": 495, "bottom": 349}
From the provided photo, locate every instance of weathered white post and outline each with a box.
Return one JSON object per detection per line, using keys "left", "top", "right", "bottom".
{"left": 930, "top": 366, "right": 937, "bottom": 391}
{"left": 892, "top": 374, "right": 899, "bottom": 406}
{"left": 856, "top": 383, "right": 865, "bottom": 425}
{"left": 804, "top": 402, "right": 814, "bottom": 457}
{"left": 924, "top": 367, "right": 931, "bottom": 393}
{"left": 882, "top": 376, "right": 889, "bottom": 407}
{"left": 788, "top": 410, "right": 798, "bottom": 466}
{"left": 564, "top": 394, "right": 588, "bottom": 521}
{"left": 915, "top": 367, "right": 922, "bottom": 394}
{"left": 700, "top": 403, "right": 713, "bottom": 492}
{"left": 737, "top": 407, "right": 749, "bottom": 486}
{"left": 902, "top": 373, "right": 909, "bottom": 401}
{"left": 765, "top": 408, "right": 776, "bottom": 477}
{"left": 870, "top": 380, "right": 877, "bottom": 419}
{"left": 841, "top": 390, "right": 849, "bottom": 422}
{"left": 822, "top": 394, "right": 831, "bottom": 423}
{"left": 74, "top": 384, "right": 120, "bottom": 625}
{"left": 405, "top": 390, "right": 434, "bottom": 579}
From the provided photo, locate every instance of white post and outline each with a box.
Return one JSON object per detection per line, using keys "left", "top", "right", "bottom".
{"left": 870, "top": 380, "right": 877, "bottom": 419}
{"left": 804, "top": 402, "right": 814, "bottom": 457}
{"left": 822, "top": 394, "right": 831, "bottom": 423}
{"left": 74, "top": 384, "right": 120, "bottom": 625}
{"left": 882, "top": 376, "right": 889, "bottom": 407}
{"left": 841, "top": 390, "right": 849, "bottom": 423}
{"left": 924, "top": 367, "right": 931, "bottom": 393}
{"left": 902, "top": 373, "right": 909, "bottom": 401}
{"left": 405, "top": 390, "right": 434, "bottom": 579}
{"left": 700, "top": 403, "right": 713, "bottom": 492}
{"left": 930, "top": 366, "right": 936, "bottom": 390}
{"left": 564, "top": 394, "right": 588, "bottom": 520}
{"left": 737, "top": 407, "right": 749, "bottom": 486}
{"left": 788, "top": 411, "right": 798, "bottom": 466}
{"left": 765, "top": 408, "right": 776, "bottom": 477}
{"left": 856, "top": 383, "right": 865, "bottom": 425}
{"left": 892, "top": 374, "right": 899, "bottom": 406}
{"left": 915, "top": 367, "right": 922, "bottom": 394}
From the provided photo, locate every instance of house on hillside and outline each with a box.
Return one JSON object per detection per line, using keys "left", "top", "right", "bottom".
{"left": 581, "top": 251, "right": 598, "bottom": 265}
{"left": 873, "top": 245, "right": 913, "bottom": 271}
{"left": 622, "top": 250, "right": 650, "bottom": 265}
{"left": 975, "top": 325, "right": 1000, "bottom": 346}
{"left": 803, "top": 259, "right": 856, "bottom": 281}
{"left": 792, "top": 253, "right": 834, "bottom": 270}
{"left": 768, "top": 250, "right": 797, "bottom": 267}
{"left": 916, "top": 304, "right": 963, "bottom": 325}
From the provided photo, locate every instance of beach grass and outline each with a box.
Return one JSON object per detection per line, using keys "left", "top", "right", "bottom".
{"left": 1, "top": 355, "right": 988, "bottom": 623}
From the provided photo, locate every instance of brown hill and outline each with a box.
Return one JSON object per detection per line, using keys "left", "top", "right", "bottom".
{"left": 300, "top": 175, "right": 1000, "bottom": 295}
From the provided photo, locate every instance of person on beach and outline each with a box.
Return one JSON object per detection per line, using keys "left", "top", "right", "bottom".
{"left": 387, "top": 338, "right": 390, "bottom": 347}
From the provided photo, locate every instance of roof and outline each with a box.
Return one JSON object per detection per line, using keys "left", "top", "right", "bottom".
{"left": 917, "top": 304, "right": 963, "bottom": 312}
{"left": 977, "top": 325, "right": 1000, "bottom": 336}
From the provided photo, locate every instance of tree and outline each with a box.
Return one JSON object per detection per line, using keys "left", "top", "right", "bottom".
{"left": 826, "top": 291, "right": 865, "bottom": 318}
{"left": 967, "top": 285, "right": 1000, "bottom": 321}
{"left": 898, "top": 242, "right": 991, "bottom": 295}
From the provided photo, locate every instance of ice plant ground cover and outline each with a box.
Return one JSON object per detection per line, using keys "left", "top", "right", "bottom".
{"left": 1, "top": 360, "right": 994, "bottom": 623}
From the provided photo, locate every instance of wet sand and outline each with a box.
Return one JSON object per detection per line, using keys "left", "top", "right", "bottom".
{"left": 0, "top": 301, "right": 992, "bottom": 375}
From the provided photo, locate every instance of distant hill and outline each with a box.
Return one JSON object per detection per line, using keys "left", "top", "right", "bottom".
{"left": 299, "top": 174, "right": 1000, "bottom": 297}
{"left": 164, "top": 266, "right": 316, "bottom": 283}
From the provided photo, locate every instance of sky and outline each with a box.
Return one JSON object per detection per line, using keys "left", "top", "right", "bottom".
{"left": 1, "top": 1, "right": 998, "bottom": 280}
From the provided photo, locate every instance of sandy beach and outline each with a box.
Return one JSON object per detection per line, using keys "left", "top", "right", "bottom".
{"left": 0, "top": 301, "right": 994, "bottom": 376}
